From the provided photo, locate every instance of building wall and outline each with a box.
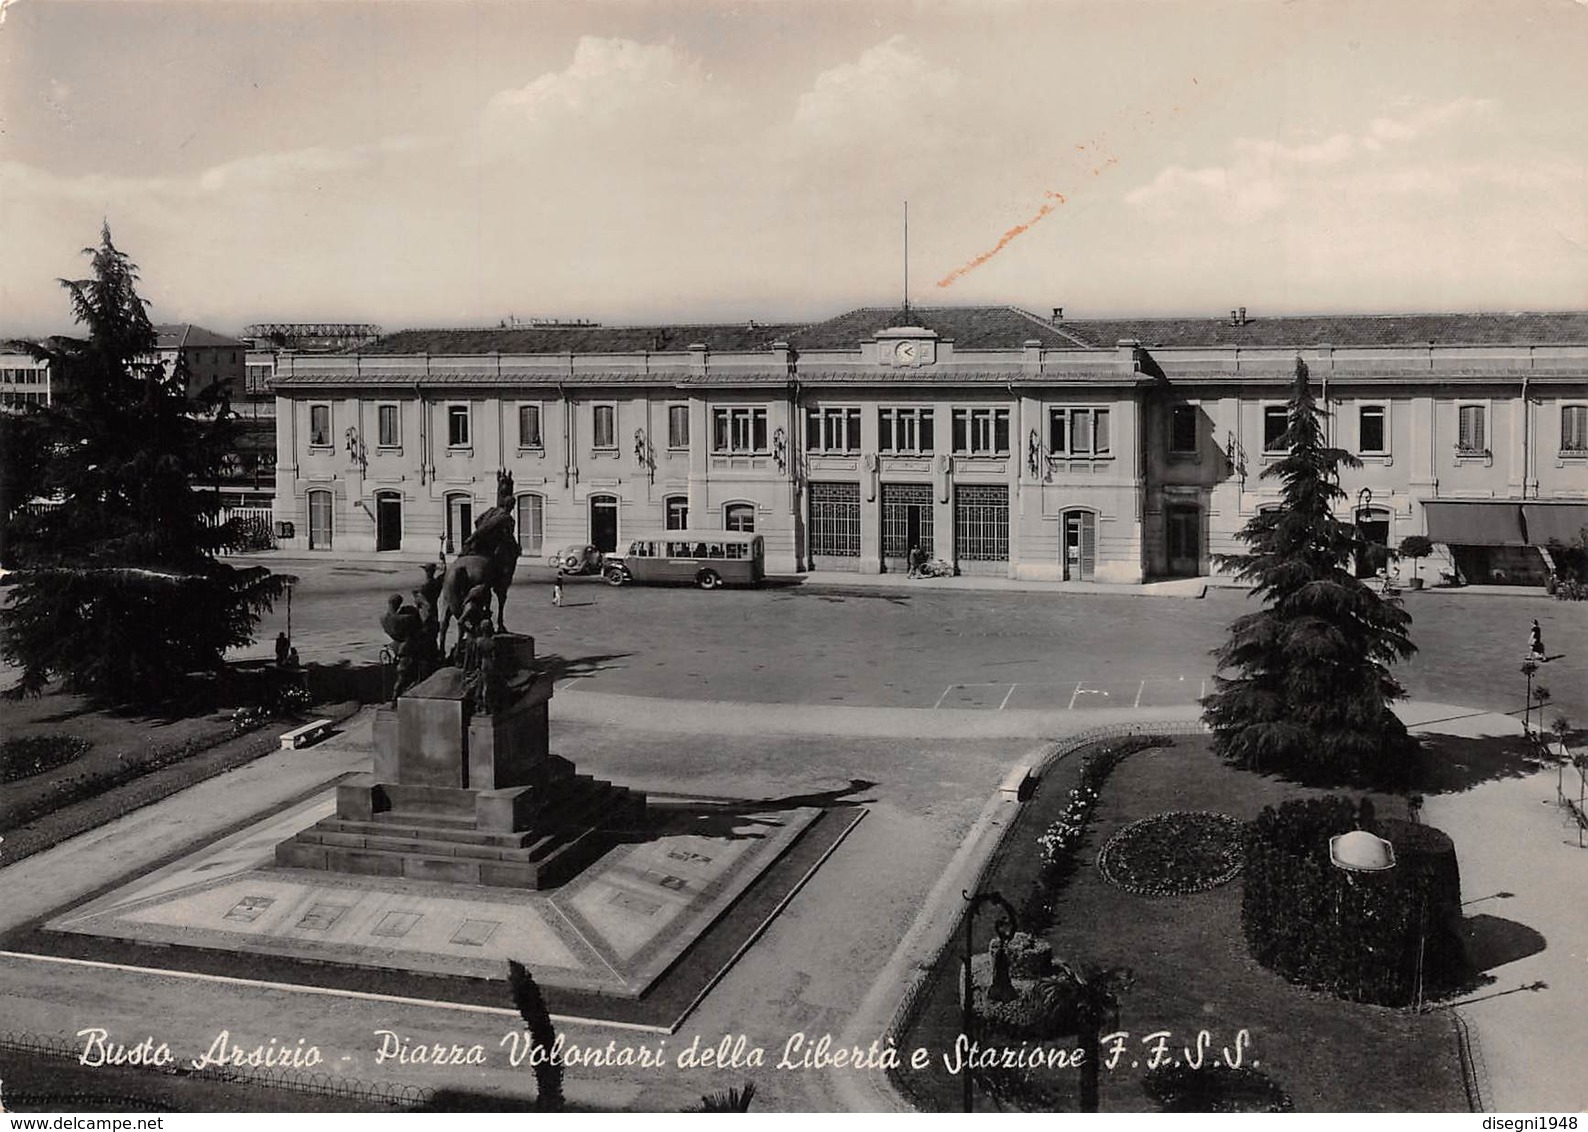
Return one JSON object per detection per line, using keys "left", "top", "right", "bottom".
{"left": 270, "top": 336, "right": 1588, "bottom": 580}
{"left": 0, "top": 352, "right": 51, "bottom": 410}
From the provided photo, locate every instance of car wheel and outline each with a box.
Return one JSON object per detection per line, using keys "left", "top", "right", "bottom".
{"left": 604, "top": 566, "right": 628, "bottom": 587}
{"left": 696, "top": 569, "right": 721, "bottom": 590}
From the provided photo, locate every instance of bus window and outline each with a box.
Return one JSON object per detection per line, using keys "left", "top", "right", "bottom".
{"left": 709, "top": 543, "right": 724, "bottom": 558}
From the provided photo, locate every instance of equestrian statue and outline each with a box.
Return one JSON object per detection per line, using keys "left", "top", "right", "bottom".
{"left": 438, "top": 470, "right": 522, "bottom": 658}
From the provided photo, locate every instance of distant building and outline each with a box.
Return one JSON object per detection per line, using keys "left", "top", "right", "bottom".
{"left": 0, "top": 349, "right": 51, "bottom": 410}
{"left": 267, "top": 305, "right": 1588, "bottom": 584}
{"left": 154, "top": 324, "right": 248, "bottom": 400}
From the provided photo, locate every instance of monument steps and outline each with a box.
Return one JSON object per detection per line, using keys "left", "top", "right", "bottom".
{"left": 273, "top": 645, "right": 648, "bottom": 891}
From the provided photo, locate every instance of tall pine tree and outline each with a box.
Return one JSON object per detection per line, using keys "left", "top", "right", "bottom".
{"left": 1201, "top": 358, "right": 1419, "bottom": 788}
{"left": 1, "top": 225, "right": 290, "bottom": 704}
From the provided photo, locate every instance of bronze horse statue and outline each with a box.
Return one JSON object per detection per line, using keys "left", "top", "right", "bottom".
{"left": 437, "top": 471, "right": 522, "bottom": 658}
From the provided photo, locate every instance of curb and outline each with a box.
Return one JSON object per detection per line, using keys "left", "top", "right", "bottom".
{"left": 827, "top": 719, "right": 1207, "bottom": 1113}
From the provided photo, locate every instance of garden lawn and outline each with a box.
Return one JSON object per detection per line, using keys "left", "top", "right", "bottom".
{"left": 893, "top": 734, "right": 1469, "bottom": 1113}
{"left": 0, "top": 691, "right": 238, "bottom": 833}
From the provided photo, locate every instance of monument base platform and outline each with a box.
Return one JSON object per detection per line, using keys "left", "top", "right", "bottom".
{"left": 274, "top": 758, "right": 646, "bottom": 890}
{"left": 17, "top": 782, "right": 865, "bottom": 1027}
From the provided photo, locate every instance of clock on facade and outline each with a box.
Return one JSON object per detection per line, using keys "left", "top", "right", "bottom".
{"left": 893, "top": 340, "right": 920, "bottom": 364}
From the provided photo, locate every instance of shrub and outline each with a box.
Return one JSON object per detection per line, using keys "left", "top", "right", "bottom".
{"left": 2, "top": 734, "right": 93, "bottom": 783}
{"left": 1242, "top": 798, "right": 1467, "bottom": 1006}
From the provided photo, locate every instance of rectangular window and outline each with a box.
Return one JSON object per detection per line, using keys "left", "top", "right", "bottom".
{"left": 878, "top": 407, "right": 935, "bottom": 454}
{"left": 712, "top": 407, "right": 768, "bottom": 454}
{"left": 1263, "top": 406, "right": 1289, "bottom": 453}
{"left": 1560, "top": 405, "right": 1586, "bottom": 453}
{"left": 951, "top": 408, "right": 1011, "bottom": 456}
{"left": 592, "top": 404, "right": 616, "bottom": 449}
{"left": 518, "top": 403, "right": 542, "bottom": 449}
{"left": 447, "top": 404, "right": 471, "bottom": 448}
{"left": 377, "top": 403, "right": 400, "bottom": 448}
{"left": 1050, "top": 407, "right": 1112, "bottom": 456}
{"left": 309, "top": 404, "right": 331, "bottom": 448}
{"left": 1169, "top": 405, "right": 1198, "bottom": 454}
{"left": 665, "top": 497, "right": 689, "bottom": 530}
{"left": 668, "top": 404, "right": 690, "bottom": 449}
{"left": 1358, "top": 405, "right": 1387, "bottom": 454}
{"left": 1457, "top": 404, "right": 1486, "bottom": 453}
{"left": 806, "top": 406, "right": 862, "bottom": 453}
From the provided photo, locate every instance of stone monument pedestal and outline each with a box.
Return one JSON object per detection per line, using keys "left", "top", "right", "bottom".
{"left": 275, "top": 634, "right": 645, "bottom": 890}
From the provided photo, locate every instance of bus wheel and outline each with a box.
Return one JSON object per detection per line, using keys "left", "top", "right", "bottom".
{"left": 696, "top": 569, "right": 721, "bottom": 590}
{"left": 604, "top": 566, "right": 629, "bottom": 587}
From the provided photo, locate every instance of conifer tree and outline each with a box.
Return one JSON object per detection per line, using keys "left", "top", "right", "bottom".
{"left": 1201, "top": 358, "right": 1419, "bottom": 787}
{"left": 1, "top": 225, "right": 290, "bottom": 703}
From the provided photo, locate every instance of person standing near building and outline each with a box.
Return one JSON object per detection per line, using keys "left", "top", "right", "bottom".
{"left": 552, "top": 568, "right": 564, "bottom": 607}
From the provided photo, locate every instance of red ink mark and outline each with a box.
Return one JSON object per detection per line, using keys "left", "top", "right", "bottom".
{"left": 936, "top": 192, "right": 1066, "bottom": 288}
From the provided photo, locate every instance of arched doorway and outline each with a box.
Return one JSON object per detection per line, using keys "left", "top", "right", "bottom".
{"left": 307, "top": 489, "right": 334, "bottom": 550}
{"left": 375, "top": 490, "right": 402, "bottom": 551}
{"left": 589, "top": 494, "right": 619, "bottom": 553}
{"left": 1061, "top": 509, "right": 1096, "bottom": 581}
{"left": 1354, "top": 505, "right": 1392, "bottom": 578}
{"left": 445, "top": 492, "right": 472, "bottom": 555}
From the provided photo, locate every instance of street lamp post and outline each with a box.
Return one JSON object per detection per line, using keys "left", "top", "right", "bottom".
{"left": 960, "top": 888, "right": 1017, "bottom": 1113}
{"left": 1521, "top": 659, "right": 1539, "bottom": 737}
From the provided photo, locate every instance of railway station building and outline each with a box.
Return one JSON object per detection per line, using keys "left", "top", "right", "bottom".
{"left": 268, "top": 305, "right": 1588, "bottom": 584}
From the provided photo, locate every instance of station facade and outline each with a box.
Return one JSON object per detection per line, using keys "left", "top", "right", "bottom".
{"left": 268, "top": 306, "right": 1588, "bottom": 584}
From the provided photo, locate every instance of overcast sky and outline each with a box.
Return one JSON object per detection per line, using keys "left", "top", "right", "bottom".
{"left": 2, "top": 0, "right": 1585, "bottom": 337}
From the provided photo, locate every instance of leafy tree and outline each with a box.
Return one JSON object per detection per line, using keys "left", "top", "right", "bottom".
{"left": 1201, "top": 358, "right": 1419, "bottom": 788}
{"left": 1030, "top": 964, "right": 1133, "bottom": 1113}
{"left": 1, "top": 225, "right": 289, "bottom": 703}
{"left": 507, "top": 959, "right": 565, "bottom": 1111}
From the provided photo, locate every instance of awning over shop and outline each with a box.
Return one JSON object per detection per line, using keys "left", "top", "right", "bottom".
{"left": 1521, "top": 503, "right": 1588, "bottom": 547}
{"left": 1422, "top": 502, "right": 1527, "bottom": 547}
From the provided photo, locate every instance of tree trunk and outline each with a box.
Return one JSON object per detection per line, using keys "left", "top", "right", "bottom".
{"left": 1079, "top": 1028, "right": 1101, "bottom": 1112}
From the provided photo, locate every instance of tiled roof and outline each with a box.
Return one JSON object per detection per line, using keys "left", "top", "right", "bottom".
{"left": 155, "top": 324, "right": 249, "bottom": 350}
{"left": 1051, "top": 311, "right": 1588, "bottom": 349}
{"left": 353, "top": 307, "right": 1588, "bottom": 356}
{"left": 786, "top": 306, "right": 1093, "bottom": 350}
{"left": 360, "top": 323, "right": 805, "bottom": 356}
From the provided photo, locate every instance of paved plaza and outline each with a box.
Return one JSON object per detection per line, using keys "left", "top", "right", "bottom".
{"left": 1, "top": 563, "right": 1584, "bottom": 1112}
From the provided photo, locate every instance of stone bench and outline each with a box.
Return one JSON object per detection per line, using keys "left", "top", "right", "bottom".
{"left": 280, "top": 718, "right": 334, "bottom": 750}
{"left": 1000, "top": 764, "right": 1035, "bottom": 802}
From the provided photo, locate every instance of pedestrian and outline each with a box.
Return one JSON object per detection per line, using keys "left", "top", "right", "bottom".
{"left": 1529, "top": 618, "right": 1545, "bottom": 660}
{"left": 907, "top": 544, "right": 922, "bottom": 578}
{"left": 274, "top": 631, "right": 290, "bottom": 667}
{"left": 552, "top": 568, "right": 564, "bottom": 607}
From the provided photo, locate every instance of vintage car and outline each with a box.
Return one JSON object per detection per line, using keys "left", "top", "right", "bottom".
{"left": 546, "top": 544, "right": 606, "bottom": 575}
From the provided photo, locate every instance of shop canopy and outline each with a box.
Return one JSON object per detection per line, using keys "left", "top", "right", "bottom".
{"left": 1521, "top": 503, "right": 1588, "bottom": 547}
{"left": 1422, "top": 502, "right": 1527, "bottom": 547}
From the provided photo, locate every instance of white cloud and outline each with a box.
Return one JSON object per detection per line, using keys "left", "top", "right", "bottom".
{"left": 792, "top": 35, "right": 958, "bottom": 135}
{"left": 1124, "top": 98, "right": 1504, "bottom": 222}
{"left": 474, "top": 37, "right": 722, "bottom": 164}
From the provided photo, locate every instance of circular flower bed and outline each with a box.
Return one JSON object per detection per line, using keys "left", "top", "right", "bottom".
{"left": 1097, "top": 811, "right": 1245, "bottom": 896}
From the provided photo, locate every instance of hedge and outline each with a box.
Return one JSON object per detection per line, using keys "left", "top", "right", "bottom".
{"left": 1241, "top": 798, "right": 1467, "bottom": 1006}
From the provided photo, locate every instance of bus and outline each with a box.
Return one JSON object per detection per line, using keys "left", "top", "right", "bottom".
{"left": 602, "top": 531, "right": 765, "bottom": 589}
